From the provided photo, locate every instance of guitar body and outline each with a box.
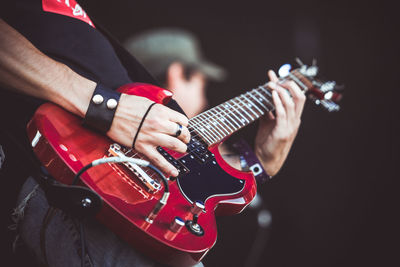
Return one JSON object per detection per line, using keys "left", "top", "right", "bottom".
{"left": 27, "top": 83, "right": 257, "bottom": 266}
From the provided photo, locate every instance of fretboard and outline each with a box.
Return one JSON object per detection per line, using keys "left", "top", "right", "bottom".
{"left": 187, "top": 69, "right": 311, "bottom": 146}
{"left": 188, "top": 84, "right": 274, "bottom": 146}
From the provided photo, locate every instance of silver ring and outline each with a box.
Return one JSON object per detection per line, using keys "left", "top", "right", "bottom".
{"left": 174, "top": 123, "right": 182, "bottom": 137}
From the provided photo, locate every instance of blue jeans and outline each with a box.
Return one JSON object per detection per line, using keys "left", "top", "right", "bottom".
{"left": 15, "top": 177, "right": 203, "bottom": 267}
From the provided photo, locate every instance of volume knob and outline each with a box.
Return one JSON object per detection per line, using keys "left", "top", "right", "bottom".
{"left": 169, "top": 217, "right": 185, "bottom": 233}
{"left": 191, "top": 200, "right": 205, "bottom": 215}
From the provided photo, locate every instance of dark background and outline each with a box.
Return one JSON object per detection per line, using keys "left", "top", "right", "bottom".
{"left": 2, "top": 0, "right": 397, "bottom": 266}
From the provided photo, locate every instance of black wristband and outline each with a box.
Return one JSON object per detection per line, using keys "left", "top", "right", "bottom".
{"left": 83, "top": 84, "right": 121, "bottom": 134}
{"left": 132, "top": 102, "right": 157, "bottom": 148}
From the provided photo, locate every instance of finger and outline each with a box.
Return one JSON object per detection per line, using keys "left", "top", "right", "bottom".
{"left": 155, "top": 134, "right": 188, "bottom": 154}
{"left": 143, "top": 146, "right": 179, "bottom": 177}
{"left": 281, "top": 80, "right": 306, "bottom": 115}
{"left": 268, "top": 70, "right": 279, "bottom": 83}
{"left": 168, "top": 109, "right": 189, "bottom": 127}
{"left": 268, "top": 111, "right": 275, "bottom": 120}
{"left": 163, "top": 121, "right": 190, "bottom": 144}
{"left": 271, "top": 89, "right": 286, "bottom": 124}
{"left": 269, "top": 82, "right": 295, "bottom": 119}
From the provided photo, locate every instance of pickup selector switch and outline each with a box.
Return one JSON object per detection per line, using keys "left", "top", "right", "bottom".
{"left": 185, "top": 214, "right": 204, "bottom": 236}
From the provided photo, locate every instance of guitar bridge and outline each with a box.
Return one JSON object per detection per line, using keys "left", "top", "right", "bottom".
{"left": 108, "top": 144, "right": 161, "bottom": 192}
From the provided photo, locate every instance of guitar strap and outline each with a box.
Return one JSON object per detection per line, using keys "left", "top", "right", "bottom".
{"left": 232, "top": 139, "right": 271, "bottom": 183}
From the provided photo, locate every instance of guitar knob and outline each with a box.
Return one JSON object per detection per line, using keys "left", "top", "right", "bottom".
{"left": 191, "top": 200, "right": 205, "bottom": 215}
{"left": 169, "top": 216, "right": 185, "bottom": 233}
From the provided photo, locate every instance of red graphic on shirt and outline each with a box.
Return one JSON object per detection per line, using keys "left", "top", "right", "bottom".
{"left": 42, "top": 0, "right": 95, "bottom": 28}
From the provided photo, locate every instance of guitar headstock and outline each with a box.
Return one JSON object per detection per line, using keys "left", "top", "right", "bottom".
{"left": 278, "top": 58, "right": 344, "bottom": 112}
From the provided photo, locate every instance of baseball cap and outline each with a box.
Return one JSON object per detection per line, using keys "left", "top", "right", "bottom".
{"left": 124, "top": 28, "right": 227, "bottom": 81}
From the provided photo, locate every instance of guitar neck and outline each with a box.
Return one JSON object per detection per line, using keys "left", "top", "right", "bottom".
{"left": 188, "top": 84, "right": 274, "bottom": 146}
{"left": 188, "top": 69, "right": 313, "bottom": 146}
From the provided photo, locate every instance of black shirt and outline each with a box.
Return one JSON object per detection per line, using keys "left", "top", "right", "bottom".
{"left": 0, "top": 0, "right": 183, "bottom": 174}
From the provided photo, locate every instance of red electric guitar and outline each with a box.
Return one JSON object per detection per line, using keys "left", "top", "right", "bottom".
{"left": 27, "top": 61, "right": 342, "bottom": 266}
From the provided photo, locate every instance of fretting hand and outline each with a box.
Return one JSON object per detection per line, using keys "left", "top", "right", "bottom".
{"left": 254, "top": 70, "right": 306, "bottom": 176}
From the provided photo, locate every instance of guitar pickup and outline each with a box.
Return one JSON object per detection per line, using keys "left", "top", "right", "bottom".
{"left": 187, "top": 138, "right": 214, "bottom": 164}
{"left": 108, "top": 144, "right": 161, "bottom": 192}
{"left": 157, "top": 147, "right": 190, "bottom": 177}
{"left": 192, "top": 149, "right": 214, "bottom": 164}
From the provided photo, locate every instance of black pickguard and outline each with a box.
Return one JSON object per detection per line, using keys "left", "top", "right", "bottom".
{"left": 176, "top": 152, "right": 245, "bottom": 205}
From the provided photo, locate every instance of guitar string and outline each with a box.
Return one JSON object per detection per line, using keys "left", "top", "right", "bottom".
{"left": 125, "top": 70, "right": 306, "bottom": 156}
{"left": 123, "top": 72, "right": 305, "bottom": 162}
{"left": 186, "top": 70, "right": 309, "bottom": 139}
{"left": 187, "top": 85, "right": 273, "bottom": 140}
{"left": 118, "top": 71, "right": 309, "bottom": 178}
{"left": 187, "top": 94, "right": 265, "bottom": 143}
{"left": 119, "top": 88, "right": 273, "bottom": 179}
{"left": 120, "top": 86, "right": 275, "bottom": 179}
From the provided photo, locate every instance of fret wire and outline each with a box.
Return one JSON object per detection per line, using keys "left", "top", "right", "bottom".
{"left": 253, "top": 88, "right": 273, "bottom": 109}
{"left": 197, "top": 113, "right": 223, "bottom": 140}
{"left": 214, "top": 106, "right": 239, "bottom": 130}
{"left": 189, "top": 102, "right": 242, "bottom": 144}
{"left": 188, "top": 83, "right": 274, "bottom": 141}
{"left": 218, "top": 99, "right": 254, "bottom": 129}
{"left": 190, "top": 70, "right": 310, "bottom": 145}
{"left": 239, "top": 94, "right": 262, "bottom": 118}
{"left": 201, "top": 111, "right": 229, "bottom": 138}
{"left": 188, "top": 126, "right": 213, "bottom": 145}
{"left": 189, "top": 117, "right": 217, "bottom": 144}
{"left": 259, "top": 85, "right": 273, "bottom": 98}
{"left": 292, "top": 71, "right": 311, "bottom": 92}
{"left": 222, "top": 102, "right": 246, "bottom": 126}
{"left": 243, "top": 92, "right": 266, "bottom": 114}
{"left": 217, "top": 104, "right": 243, "bottom": 128}
{"left": 247, "top": 90, "right": 269, "bottom": 111}
{"left": 256, "top": 86, "right": 274, "bottom": 109}
{"left": 256, "top": 86, "right": 273, "bottom": 103}
{"left": 230, "top": 99, "right": 253, "bottom": 122}
{"left": 188, "top": 85, "right": 272, "bottom": 146}
{"left": 192, "top": 115, "right": 219, "bottom": 143}
{"left": 207, "top": 108, "right": 233, "bottom": 135}
{"left": 288, "top": 72, "right": 307, "bottom": 91}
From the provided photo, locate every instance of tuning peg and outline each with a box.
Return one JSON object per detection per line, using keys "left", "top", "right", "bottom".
{"left": 312, "top": 58, "right": 317, "bottom": 66}
{"left": 278, "top": 63, "right": 291, "bottom": 78}
{"left": 320, "top": 81, "right": 336, "bottom": 92}
{"left": 295, "top": 57, "right": 304, "bottom": 67}
{"left": 324, "top": 100, "right": 340, "bottom": 112}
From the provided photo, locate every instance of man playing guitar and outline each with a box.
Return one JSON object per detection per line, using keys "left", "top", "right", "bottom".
{"left": 0, "top": 0, "right": 305, "bottom": 266}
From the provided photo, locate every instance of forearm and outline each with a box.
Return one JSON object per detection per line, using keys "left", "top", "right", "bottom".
{"left": 255, "top": 144, "right": 291, "bottom": 176}
{"left": 0, "top": 19, "right": 95, "bottom": 117}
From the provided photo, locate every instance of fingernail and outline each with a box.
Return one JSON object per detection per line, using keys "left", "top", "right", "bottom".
{"left": 171, "top": 169, "right": 179, "bottom": 177}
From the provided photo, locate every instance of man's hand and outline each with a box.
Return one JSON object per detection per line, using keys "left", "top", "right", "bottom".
{"left": 254, "top": 70, "right": 306, "bottom": 176}
{"left": 0, "top": 19, "right": 190, "bottom": 178}
{"left": 108, "top": 94, "right": 190, "bottom": 177}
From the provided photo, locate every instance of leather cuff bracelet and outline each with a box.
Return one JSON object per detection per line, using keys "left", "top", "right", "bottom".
{"left": 83, "top": 84, "right": 121, "bottom": 134}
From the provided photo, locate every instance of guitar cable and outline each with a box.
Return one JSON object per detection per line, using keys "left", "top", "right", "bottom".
{"left": 72, "top": 156, "right": 169, "bottom": 267}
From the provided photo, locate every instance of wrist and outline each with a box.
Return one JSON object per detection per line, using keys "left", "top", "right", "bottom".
{"left": 49, "top": 65, "right": 96, "bottom": 117}
{"left": 255, "top": 147, "right": 280, "bottom": 176}
{"left": 83, "top": 84, "right": 121, "bottom": 134}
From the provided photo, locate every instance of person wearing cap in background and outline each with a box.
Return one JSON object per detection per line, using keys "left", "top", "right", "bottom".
{"left": 124, "top": 28, "right": 306, "bottom": 180}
